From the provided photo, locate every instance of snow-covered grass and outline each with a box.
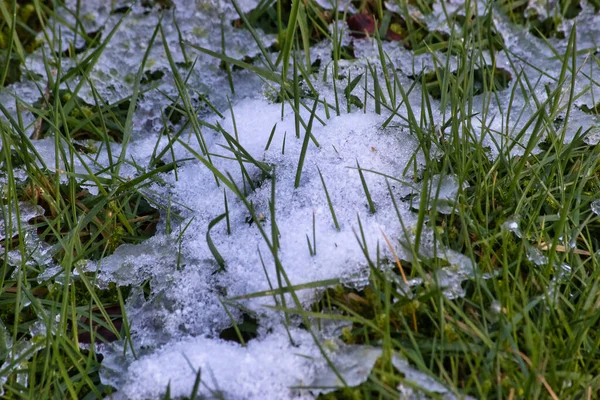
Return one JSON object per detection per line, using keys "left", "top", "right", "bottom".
{"left": 1, "top": 0, "right": 600, "bottom": 398}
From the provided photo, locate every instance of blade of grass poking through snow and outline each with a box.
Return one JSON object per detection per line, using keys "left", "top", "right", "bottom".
{"left": 297, "top": 1, "right": 311, "bottom": 69}
{"left": 257, "top": 247, "right": 278, "bottom": 305}
{"left": 225, "top": 173, "right": 346, "bottom": 384}
{"left": 227, "top": 278, "right": 340, "bottom": 301}
{"left": 216, "top": 123, "right": 273, "bottom": 176}
{"left": 295, "top": 97, "right": 319, "bottom": 188}
{"left": 413, "top": 166, "right": 431, "bottom": 253}
{"left": 295, "top": 58, "right": 317, "bottom": 95}
{"left": 173, "top": 12, "right": 190, "bottom": 67}
{"left": 224, "top": 189, "right": 231, "bottom": 235}
{"left": 264, "top": 123, "right": 278, "bottom": 151}
{"left": 363, "top": 66, "right": 368, "bottom": 113}
{"left": 279, "top": 0, "right": 301, "bottom": 81}
{"left": 374, "top": 26, "right": 393, "bottom": 105}
{"left": 344, "top": 72, "right": 364, "bottom": 113}
{"left": 195, "top": 91, "right": 224, "bottom": 119}
{"left": 305, "top": 234, "right": 314, "bottom": 256}
{"left": 305, "top": 211, "right": 316, "bottom": 256}
{"left": 188, "top": 368, "right": 202, "bottom": 400}
{"left": 221, "top": 17, "right": 235, "bottom": 94}
{"left": 356, "top": 160, "right": 376, "bottom": 214}
{"left": 329, "top": 3, "right": 348, "bottom": 79}
{"left": 270, "top": 166, "right": 280, "bottom": 250}
{"left": 332, "top": 74, "right": 341, "bottom": 116}
{"left": 162, "top": 27, "right": 213, "bottom": 162}
{"left": 218, "top": 138, "right": 255, "bottom": 193}
{"left": 282, "top": 131, "right": 287, "bottom": 154}
{"left": 227, "top": 97, "right": 239, "bottom": 141}
{"left": 207, "top": 213, "right": 227, "bottom": 272}
{"left": 317, "top": 166, "right": 340, "bottom": 231}
{"left": 323, "top": 97, "right": 330, "bottom": 119}
{"left": 175, "top": 138, "right": 237, "bottom": 193}
{"left": 366, "top": 61, "right": 383, "bottom": 114}
{"left": 117, "top": 285, "right": 137, "bottom": 359}
{"left": 354, "top": 214, "right": 374, "bottom": 267}
{"left": 155, "top": 109, "right": 180, "bottom": 181}
{"left": 293, "top": 55, "right": 301, "bottom": 138}
{"left": 218, "top": 297, "right": 246, "bottom": 346}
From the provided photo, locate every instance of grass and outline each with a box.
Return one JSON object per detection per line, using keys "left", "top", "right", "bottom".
{"left": 1, "top": 0, "right": 600, "bottom": 398}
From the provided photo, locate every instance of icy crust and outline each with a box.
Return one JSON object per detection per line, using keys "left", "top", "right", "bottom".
{"left": 392, "top": 354, "right": 477, "bottom": 400}
{"left": 0, "top": 80, "right": 41, "bottom": 127}
{"left": 5, "top": 0, "right": 598, "bottom": 150}
{"left": 17, "top": 0, "right": 271, "bottom": 141}
{"left": 102, "top": 328, "right": 320, "bottom": 400}
{"left": 467, "top": 5, "right": 600, "bottom": 149}
{"left": 0, "top": 202, "right": 44, "bottom": 242}
{"left": 0, "top": 318, "right": 44, "bottom": 394}
{"left": 92, "top": 100, "right": 415, "bottom": 343}
{"left": 102, "top": 328, "right": 466, "bottom": 400}
{"left": 93, "top": 91, "right": 475, "bottom": 396}
{"left": 353, "top": 1, "right": 600, "bottom": 154}
{"left": 87, "top": 92, "right": 476, "bottom": 346}
{"left": 0, "top": 202, "right": 57, "bottom": 269}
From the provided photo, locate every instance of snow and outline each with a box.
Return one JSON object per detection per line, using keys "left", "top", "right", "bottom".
{"left": 1, "top": 0, "right": 600, "bottom": 398}
{"left": 101, "top": 329, "right": 466, "bottom": 400}
{"left": 0, "top": 202, "right": 56, "bottom": 269}
{"left": 102, "top": 328, "right": 321, "bottom": 400}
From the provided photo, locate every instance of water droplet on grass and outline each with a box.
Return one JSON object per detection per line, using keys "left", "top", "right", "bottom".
{"left": 591, "top": 199, "right": 600, "bottom": 215}
{"left": 502, "top": 216, "right": 521, "bottom": 238}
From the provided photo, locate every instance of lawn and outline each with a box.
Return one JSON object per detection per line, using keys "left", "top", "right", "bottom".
{"left": 1, "top": 0, "right": 600, "bottom": 398}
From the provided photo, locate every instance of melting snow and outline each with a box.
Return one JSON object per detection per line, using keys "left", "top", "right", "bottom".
{"left": 1, "top": 0, "right": 600, "bottom": 398}
{"left": 592, "top": 199, "right": 600, "bottom": 216}
{"left": 101, "top": 328, "right": 322, "bottom": 399}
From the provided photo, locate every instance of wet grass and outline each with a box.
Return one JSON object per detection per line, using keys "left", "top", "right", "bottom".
{"left": 1, "top": 0, "right": 600, "bottom": 399}
{"left": 216, "top": 1, "right": 600, "bottom": 399}
{"left": 0, "top": 1, "right": 167, "bottom": 397}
